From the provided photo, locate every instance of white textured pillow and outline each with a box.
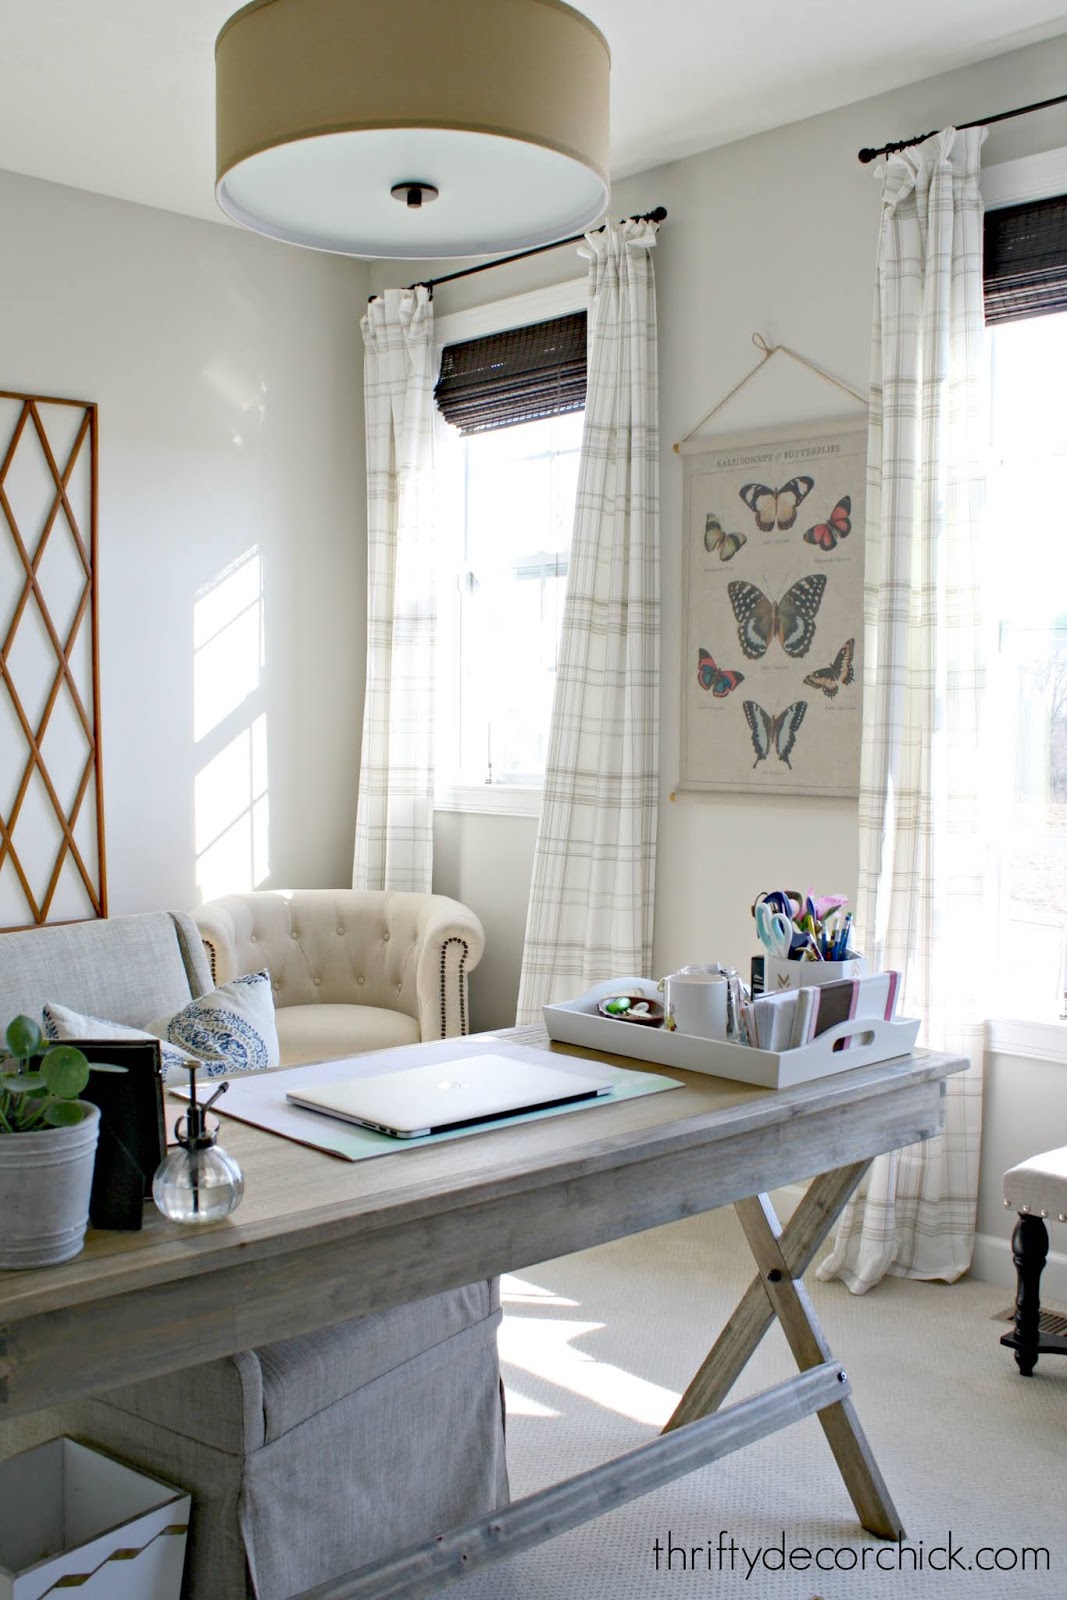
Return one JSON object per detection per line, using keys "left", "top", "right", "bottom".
{"left": 42, "top": 1003, "right": 196, "bottom": 1083}
{"left": 154, "top": 970, "right": 279, "bottom": 1078}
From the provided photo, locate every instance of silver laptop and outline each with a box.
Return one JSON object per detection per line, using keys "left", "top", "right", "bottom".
{"left": 285, "top": 1053, "right": 614, "bottom": 1138}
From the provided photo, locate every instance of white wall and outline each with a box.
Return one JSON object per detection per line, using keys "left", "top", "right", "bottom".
{"left": 393, "top": 32, "right": 1067, "bottom": 1034}
{"left": 0, "top": 171, "right": 368, "bottom": 917}
{"left": 382, "top": 33, "right": 1067, "bottom": 1287}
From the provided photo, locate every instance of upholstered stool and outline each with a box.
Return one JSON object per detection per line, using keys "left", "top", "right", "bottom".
{"left": 1001, "top": 1146, "right": 1067, "bottom": 1376}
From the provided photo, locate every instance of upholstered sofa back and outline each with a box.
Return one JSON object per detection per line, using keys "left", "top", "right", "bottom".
{"left": 0, "top": 911, "right": 212, "bottom": 1031}
{"left": 193, "top": 889, "right": 484, "bottom": 1038}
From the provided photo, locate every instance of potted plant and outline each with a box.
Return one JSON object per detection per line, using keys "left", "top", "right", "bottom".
{"left": 0, "top": 1015, "right": 120, "bottom": 1269}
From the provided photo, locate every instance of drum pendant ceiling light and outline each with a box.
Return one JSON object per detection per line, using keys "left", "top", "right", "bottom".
{"left": 215, "top": 0, "right": 611, "bottom": 260}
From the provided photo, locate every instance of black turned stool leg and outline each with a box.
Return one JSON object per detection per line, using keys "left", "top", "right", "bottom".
{"left": 1009, "top": 1212, "right": 1048, "bottom": 1376}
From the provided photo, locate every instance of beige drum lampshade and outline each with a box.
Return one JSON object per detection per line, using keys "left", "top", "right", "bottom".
{"left": 215, "top": 0, "right": 611, "bottom": 259}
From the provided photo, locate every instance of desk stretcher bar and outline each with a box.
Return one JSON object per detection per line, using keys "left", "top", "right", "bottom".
{"left": 295, "top": 1362, "right": 851, "bottom": 1600}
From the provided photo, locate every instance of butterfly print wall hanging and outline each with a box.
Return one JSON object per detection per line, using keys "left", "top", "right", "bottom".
{"left": 703, "top": 513, "right": 747, "bottom": 561}
{"left": 743, "top": 700, "right": 808, "bottom": 769}
{"left": 738, "top": 475, "right": 814, "bottom": 532}
{"left": 696, "top": 647, "right": 744, "bottom": 698}
{"left": 681, "top": 419, "right": 866, "bottom": 796}
{"left": 803, "top": 495, "right": 851, "bottom": 552}
{"left": 803, "top": 638, "right": 855, "bottom": 699}
{"left": 727, "top": 574, "right": 826, "bottom": 660}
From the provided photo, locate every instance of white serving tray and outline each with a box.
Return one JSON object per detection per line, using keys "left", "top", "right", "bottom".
{"left": 543, "top": 977, "right": 921, "bottom": 1090}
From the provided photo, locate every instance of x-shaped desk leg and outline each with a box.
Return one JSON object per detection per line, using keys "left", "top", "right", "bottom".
{"left": 664, "top": 1159, "right": 904, "bottom": 1540}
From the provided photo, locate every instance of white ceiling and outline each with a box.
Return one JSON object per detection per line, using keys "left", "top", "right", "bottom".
{"left": 0, "top": 1, "right": 1064, "bottom": 232}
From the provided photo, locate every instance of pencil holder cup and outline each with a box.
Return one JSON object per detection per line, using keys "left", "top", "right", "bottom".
{"left": 764, "top": 954, "right": 867, "bottom": 992}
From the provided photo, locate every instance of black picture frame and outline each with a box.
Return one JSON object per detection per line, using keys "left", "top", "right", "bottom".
{"left": 67, "top": 1039, "right": 166, "bottom": 1230}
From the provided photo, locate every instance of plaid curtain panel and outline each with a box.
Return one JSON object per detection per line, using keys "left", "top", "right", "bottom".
{"left": 818, "top": 128, "right": 990, "bottom": 1294}
{"left": 353, "top": 287, "right": 436, "bottom": 893}
{"left": 516, "top": 220, "right": 661, "bottom": 1023}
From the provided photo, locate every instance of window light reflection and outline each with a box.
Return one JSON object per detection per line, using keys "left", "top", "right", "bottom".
{"left": 498, "top": 1273, "right": 679, "bottom": 1427}
{"left": 193, "top": 547, "right": 270, "bottom": 901}
{"left": 193, "top": 549, "right": 263, "bottom": 743}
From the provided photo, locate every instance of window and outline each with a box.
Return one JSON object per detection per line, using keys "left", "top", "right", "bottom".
{"left": 984, "top": 194, "right": 1067, "bottom": 1024}
{"left": 432, "top": 288, "right": 586, "bottom": 806}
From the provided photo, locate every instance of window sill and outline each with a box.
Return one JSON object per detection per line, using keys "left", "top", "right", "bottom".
{"left": 986, "top": 1016, "right": 1067, "bottom": 1065}
{"left": 434, "top": 784, "right": 542, "bottom": 819}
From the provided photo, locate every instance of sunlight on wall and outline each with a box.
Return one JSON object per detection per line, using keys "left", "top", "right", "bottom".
{"left": 193, "top": 549, "right": 270, "bottom": 902}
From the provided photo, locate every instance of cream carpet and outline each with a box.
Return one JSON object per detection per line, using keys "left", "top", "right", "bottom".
{"left": 436, "top": 1208, "right": 1065, "bottom": 1600}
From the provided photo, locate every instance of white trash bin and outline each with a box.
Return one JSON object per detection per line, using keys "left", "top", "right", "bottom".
{"left": 0, "top": 1438, "right": 189, "bottom": 1600}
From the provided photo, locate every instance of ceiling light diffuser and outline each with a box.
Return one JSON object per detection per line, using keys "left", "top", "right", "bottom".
{"left": 215, "top": 0, "right": 611, "bottom": 260}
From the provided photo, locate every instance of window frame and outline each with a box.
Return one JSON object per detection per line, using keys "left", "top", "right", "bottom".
{"left": 432, "top": 277, "right": 587, "bottom": 818}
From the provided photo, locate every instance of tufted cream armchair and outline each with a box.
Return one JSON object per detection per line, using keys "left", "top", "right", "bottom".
{"left": 192, "top": 889, "right": 485, "bottom": 1066}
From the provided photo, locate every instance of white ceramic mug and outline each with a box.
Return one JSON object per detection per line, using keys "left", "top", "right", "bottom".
{"left": 663, "top": 971, "right": 728, "bottom": 1040}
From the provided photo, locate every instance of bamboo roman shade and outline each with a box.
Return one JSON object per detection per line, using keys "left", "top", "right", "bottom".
{"left": 984, "top": 193, "right": 1067, "bottom": 324}
{"left": 435, "top": 312, "right": 587, "bottom": 434}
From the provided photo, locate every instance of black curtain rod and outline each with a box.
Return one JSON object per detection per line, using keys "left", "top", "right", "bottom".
{"left": 857, "top": 90, "right": 1067, "bottom": 164}
{"left": 365, "top": 207, "right": 667, "bottom": 302}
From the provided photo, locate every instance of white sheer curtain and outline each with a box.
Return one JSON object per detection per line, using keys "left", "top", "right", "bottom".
{"left": 353, "top": 287, "right": 436, "bottom": 893}
{"left": 516, "top": 219, "right": 660, "bottom": 1023}
{"left": 818, "top": 127, "right": 990, "bottom": 1294}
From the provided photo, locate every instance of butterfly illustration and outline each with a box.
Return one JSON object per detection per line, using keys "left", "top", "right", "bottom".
{"left": 738, "top": 476, "right": 814, "bottom": 533}
{"left": 696, "top": 647, "right": 745, "bottom": 698}
{"left": 704, "top": 513, "right": 747, "bottom": 562}
{"left": 726, "top": 574, "right": 826, "bottom": 660}
{"left": 743, "top": 700, "right": 808, "bottom": 770}
{"left": 804, "top": 638, "right": 856, "bottom": 699}
{"left": 803, "top": 495, "right": 852, "bottom": 552}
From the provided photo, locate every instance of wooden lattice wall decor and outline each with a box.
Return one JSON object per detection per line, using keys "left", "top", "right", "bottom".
{"left": 0, "top": 391, "right": 106, "bottom": 928}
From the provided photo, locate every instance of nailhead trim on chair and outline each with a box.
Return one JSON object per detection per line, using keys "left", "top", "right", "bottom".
{"left": 439, "top": 937, "right": 470, "bottom": 1037}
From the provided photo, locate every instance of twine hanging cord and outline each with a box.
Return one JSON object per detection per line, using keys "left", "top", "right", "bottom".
{"left": 674, "top": 333, "right": 868, "bottom": 451}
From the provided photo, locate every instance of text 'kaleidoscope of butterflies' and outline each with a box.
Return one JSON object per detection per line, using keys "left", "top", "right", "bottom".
{"left": 696, "top": 474, "right": 855, "bottom": 769}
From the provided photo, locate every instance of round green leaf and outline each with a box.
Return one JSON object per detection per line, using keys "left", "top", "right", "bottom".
{"left": 44, "top": 1100, "right": 86, "bottom": 1127}
{"left": 0, "top": 1071, "right": 47, "bottom": 1094}
{"left": 5, "top": 1015, "right": 41, "bottom": 1059}
{"left": 41, "top": 1046, "right": 90, "bottom": 1100}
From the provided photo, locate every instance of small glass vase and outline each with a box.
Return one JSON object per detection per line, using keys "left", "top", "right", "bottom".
{"left": 153, "top": 1065, "right": 244, "bottom": 1224}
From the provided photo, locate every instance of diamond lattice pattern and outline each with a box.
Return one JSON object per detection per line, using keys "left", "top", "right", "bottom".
{"left": 0, "top": 393, "right": 105, "bottom": 927}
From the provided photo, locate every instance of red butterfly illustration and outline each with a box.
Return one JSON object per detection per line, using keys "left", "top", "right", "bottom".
{"left": 697, "top": 647, "right": 744, "bottom": 698}
{"left": 803, "top": 495, "right": 852, "bottom": 552}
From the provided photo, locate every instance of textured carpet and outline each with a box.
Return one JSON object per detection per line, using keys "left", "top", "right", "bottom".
{"left": 433, "top": 1208, "right": 1066, "bottom": 1600}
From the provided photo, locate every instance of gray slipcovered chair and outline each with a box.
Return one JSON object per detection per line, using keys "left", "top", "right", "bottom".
{"left": 192, "top": 889, "right": 484, "bottom": 1066}
{"left": 0, "top": 910, "right": 508, "bottom": 1600}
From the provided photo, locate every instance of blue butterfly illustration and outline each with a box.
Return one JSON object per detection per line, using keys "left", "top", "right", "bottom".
{"left": 743, "top": 699, "right": 807, "bottom": 769}
{"left": 727, "top": 574, "right": 826, "bottom": 660}
{"left": 697, "top": 647, "right": 744, "bottom": 698}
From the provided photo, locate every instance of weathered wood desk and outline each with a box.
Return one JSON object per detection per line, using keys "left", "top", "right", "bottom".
{"left": 0, "top": 1028, "right": 964, "bottom": 1600}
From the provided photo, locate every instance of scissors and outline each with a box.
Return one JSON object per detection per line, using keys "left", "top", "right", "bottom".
{"left": 756, "top": 901, "right": 793, "bottom": 960}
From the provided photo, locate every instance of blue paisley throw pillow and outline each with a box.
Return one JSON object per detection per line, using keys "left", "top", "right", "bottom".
{"left": 44, "top": 971, "right": 279, "bottom": 1083}
{"left": 156, "top": 970, "right": 279, "bottom": 1078}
